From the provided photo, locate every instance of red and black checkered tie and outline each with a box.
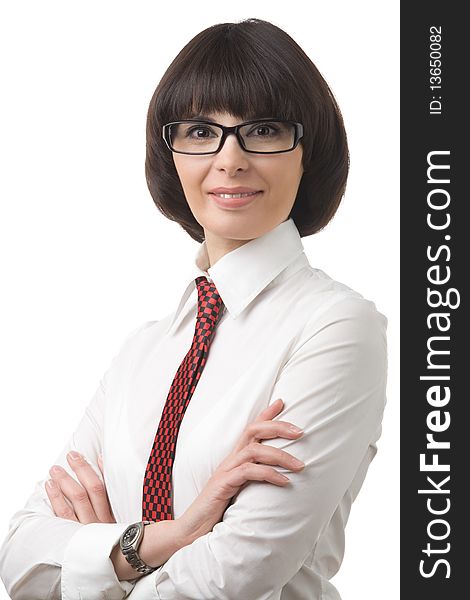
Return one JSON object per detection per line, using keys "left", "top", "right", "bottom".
{"left": 142, "top": 276, "right": 224, "bottom": 522}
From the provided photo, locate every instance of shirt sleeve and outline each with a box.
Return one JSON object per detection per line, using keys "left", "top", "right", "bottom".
{"left": 129, "top": 297, "right": 388, "bottom": 600}
{"left": 0, "top": 322, "right": 153, "bottom": 600}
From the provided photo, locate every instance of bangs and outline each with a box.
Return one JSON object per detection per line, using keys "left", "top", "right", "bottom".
{"left": 158, "top": 25, "right": 302, "bottom": 124}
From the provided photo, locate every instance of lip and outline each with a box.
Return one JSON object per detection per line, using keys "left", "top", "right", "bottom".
{"left": 209, "top": 187, "right": 261, "bottom": 194}
{"left": 209, "top": 190, "right": 262, "bottom": 209}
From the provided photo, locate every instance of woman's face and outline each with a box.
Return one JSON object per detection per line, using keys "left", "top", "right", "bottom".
{"left": 172, "top": 110, "right": 304, "bottom": 258}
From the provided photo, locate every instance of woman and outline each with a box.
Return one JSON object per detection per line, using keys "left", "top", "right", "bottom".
{"left": 0, "top": 17, "right": 387, "bottom": 600}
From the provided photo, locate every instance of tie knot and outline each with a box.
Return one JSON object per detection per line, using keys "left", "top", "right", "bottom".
{"left": 195, "top": 276, "right": 224, "bottom": 329}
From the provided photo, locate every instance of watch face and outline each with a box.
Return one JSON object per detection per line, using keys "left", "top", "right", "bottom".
{"left": 122, "top": 525, "right": 140, "bottom": 546}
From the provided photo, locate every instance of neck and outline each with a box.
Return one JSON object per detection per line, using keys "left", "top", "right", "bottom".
{"left": 204, "top": 231, "right": 252, "bottom": 267}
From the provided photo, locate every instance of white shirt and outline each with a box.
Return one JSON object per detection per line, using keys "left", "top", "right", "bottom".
{"left": 0, "top": 218, "right": 388, "bottom": 600}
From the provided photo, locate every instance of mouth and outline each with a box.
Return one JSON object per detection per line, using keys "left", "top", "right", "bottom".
{"left": 209, "top": 190, "right": 263, "bottom": 209}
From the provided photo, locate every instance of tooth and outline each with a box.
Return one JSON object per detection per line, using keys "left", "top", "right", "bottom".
{"left": 215, "top": 192, "right": 256, "bottom": 198}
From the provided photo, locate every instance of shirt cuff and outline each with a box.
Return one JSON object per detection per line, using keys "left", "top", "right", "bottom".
{"left": 128, "top": 566, "right": 164, "bottom": 599}
{"left": 61, "top": 522, "right": 137, "bottom": 600}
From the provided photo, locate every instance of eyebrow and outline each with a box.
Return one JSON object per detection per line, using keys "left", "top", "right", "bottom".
{"left": 188, "top": 114, "right": 219, "bottom": 123}
{"left": 186, "top": 114, "right": 277, "bottom": 124}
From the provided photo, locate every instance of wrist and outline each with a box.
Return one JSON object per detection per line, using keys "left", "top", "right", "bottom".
{"left": 112, "top": 519, "right": 190, "bottom": 583}
{"left": 138, "top": 518, "right": 192, "bottom": 567}
{"left": 121, "top": 521, "right": 157, "bottom": 575}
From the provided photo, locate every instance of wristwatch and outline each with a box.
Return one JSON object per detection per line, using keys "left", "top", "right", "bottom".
{"left": 119, "top": 521, "right": 158, "bottom": 575}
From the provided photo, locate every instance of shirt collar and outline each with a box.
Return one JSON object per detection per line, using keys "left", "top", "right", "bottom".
{"left": 165, "top": 217, "right": 306, "bottom": 335}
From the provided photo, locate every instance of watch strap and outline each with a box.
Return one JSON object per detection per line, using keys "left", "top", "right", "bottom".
{"left": 120, "top": 520, "right": 159, "bottom": 575}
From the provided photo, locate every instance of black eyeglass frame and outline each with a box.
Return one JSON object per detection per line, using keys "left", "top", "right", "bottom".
{"left": 162, "top": 118, "right": 304, "bottom": 155}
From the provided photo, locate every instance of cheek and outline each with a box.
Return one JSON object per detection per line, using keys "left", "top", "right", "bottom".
{"left": 173, "top": 157, "right": 205, "bottom": 188}
{"left": 269, "top": 157, "right": 303, "bottom": 190}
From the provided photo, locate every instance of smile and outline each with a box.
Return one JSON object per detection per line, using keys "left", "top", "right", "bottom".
{"left": 209, "top": 191, "right": 263, "bottom": 209}
{"left": 212, "top": 191, "right": 259, "bottom": 199}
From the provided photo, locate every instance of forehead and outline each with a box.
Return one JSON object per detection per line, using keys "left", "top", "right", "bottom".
{"left": 189, "top": 111, "right": 273, "bottom": 125}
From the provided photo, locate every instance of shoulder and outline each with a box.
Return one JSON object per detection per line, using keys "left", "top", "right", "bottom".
{"left": 104, "top": 319, "right": 161, "bottom": 370}
{"left": 119, "top": 319, "right": 159, "bottom": 348}
{"left": 293, "top": 266, "right": 388, "bottom": 353}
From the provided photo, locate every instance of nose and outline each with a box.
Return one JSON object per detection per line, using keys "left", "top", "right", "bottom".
{"left": 212, "top": 131, "right": 249, "bottom": 172}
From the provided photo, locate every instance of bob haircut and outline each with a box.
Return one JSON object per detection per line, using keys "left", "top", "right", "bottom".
{"left": 145, "top": 18, "right": 349, "bottom": 243}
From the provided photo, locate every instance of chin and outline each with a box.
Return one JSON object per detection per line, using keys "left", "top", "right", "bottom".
{"left": 206, "top": 216, "right": 276, "bottom": 241}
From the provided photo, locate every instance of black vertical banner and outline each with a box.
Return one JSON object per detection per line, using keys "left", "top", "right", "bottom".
{"left": 401, "top": 3, "right": 467, "bottom": 598}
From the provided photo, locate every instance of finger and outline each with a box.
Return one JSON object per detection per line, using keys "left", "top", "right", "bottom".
{"left": 234, "top": 420, "right": 303, "bottom": 454}
{"left": 97, "top": 453, "right": 116, "bottom": 521}
{"left": 45, "top": 478, "right": 79, "bottom": 521}
{"left": 49, "top": 464, "right": 99, "bottom": 524}
{"left": 236, "top": 399, "right": 284, "bottom": 450}
{"left": 225, "top": 441, "right": 305, "bottom": 473}
{"left": 65, "top": 452, "right": 115, "bottom": 523}
{"left": 228, "top": 463, "right": 290, "bottom": 490}
{"left": 254, "top": 398, "right": 284, "bottom": 422}
{"left": 244, "top": 443, "right": 304, "bottom": 470}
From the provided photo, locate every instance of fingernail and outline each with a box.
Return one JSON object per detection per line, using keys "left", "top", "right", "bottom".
{"left": 68, "top": 451, "right": 81, "bottom": 460}
{"left": 51, "top": 466, "right": 63, "bottom": 474}
{"left": 46, "top": 479, "right": 56, "bottom": 489}
{"left": 289, "top": 425, "right": 303, "bottom": 433}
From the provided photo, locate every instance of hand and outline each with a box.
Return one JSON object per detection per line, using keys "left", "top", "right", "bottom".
{"left": 46, "top": 452, "right": 116, "bottom": 524}
{"left": 177, "top": 398, "right": 304, "bottom": 544}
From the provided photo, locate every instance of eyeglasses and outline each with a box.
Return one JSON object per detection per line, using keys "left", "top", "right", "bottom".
{"left": 162, "top": 118, "right": 303, "bottom": 155}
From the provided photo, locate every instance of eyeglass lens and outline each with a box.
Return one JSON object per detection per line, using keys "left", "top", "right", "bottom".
{"left": 169, "top": 121, "right": 296, "bottom": 153}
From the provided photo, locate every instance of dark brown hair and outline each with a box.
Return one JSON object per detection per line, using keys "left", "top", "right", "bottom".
{"left": 145, "top": 18, "right": 349, "bottom": 242}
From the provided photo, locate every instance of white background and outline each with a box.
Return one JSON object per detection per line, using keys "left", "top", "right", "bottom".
{"left": 0, "top": 1, "right": 399, "bottom": 598}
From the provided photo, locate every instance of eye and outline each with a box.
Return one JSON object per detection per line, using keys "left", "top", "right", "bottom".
{"left": 246, "top": 123, "right": 280, "bottom": 137}
{"left": 185, "top": 125, "right": 217, "bottom": 139}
